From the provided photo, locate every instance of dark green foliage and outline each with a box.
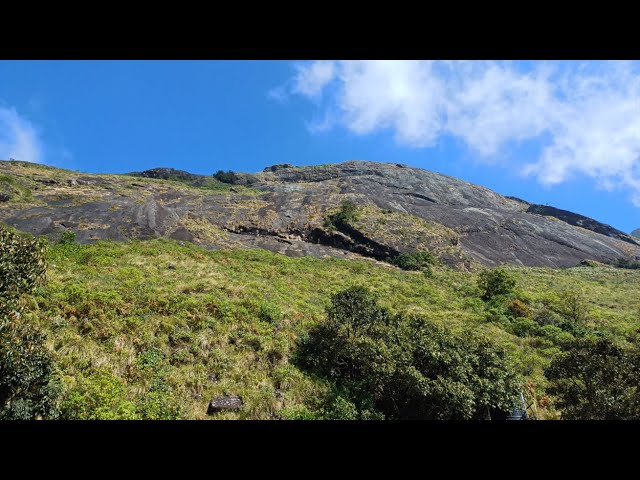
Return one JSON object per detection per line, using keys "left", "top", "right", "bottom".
{"left": 0, "top": 225, "right": 60, "bottom": 419}
{"left": 545, "top": 338, "right": 640, "bottom": 419}
{"left": 389, "top": 251, "right": 436, "bottom": 273}
{"left": 58, "top": 230, "right": 76, "bottom": 246}
{"left": 213, "top": 170, "right": 238, "bottom": 184}
{"left": 0, "top": 226, "right": 47, "bottom": 314}
{"left": 557, "top": 290, "right": 588, "bottom": 325}
{"left": 325, "top": 200, "right": 359, "bottom": 230}
{"left": 478, "top": 268, "right": 516, "bottom": 301}
{"left": 0, "top": 319, "right": 62, "bottom": 419}
{"left": 296, "top": 286, "right": 521, "bottom": 419}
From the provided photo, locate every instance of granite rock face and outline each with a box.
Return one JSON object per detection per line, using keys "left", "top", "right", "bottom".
{"left": 1, "top": 159, "right": 638, "bottom": 268}
{"left": 632, "top": 229, "right": 640, "bottom": 239}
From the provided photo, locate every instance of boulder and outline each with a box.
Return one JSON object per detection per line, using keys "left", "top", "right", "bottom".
{"left": 207, "top": 395, "right": 243, "bottom": 415}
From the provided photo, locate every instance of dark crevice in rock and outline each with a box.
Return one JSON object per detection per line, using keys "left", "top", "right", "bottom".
{"left": 401, "top": 192, "right": 437, "bottom": 203}
{"left": 224, "top": 222, "right": 400, "bottom": 262}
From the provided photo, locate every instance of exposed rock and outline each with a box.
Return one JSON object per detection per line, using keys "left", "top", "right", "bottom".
{"left": 207, "top": 395, "right": 243, "bottom": 414}
{"left": 632, "top": 228, "right": 640, "bottom": 239}
{"left": 263, "top": 163, "right": 294, "bottom": 172}
{"left": 1, "top": 159, "right": 639, "bottom": 269}
{"left": 0, "top": 192, "right": 10, "bottom": 202}
{"left": 167, "top": 262, "right": 176, "bottom": 270}
{"left": 526, "top": 204, "right": 637, "bottom": 245}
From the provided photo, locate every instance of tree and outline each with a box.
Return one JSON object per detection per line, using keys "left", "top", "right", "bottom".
{"left": 545, "top": 338, "right": 640, "bottom": 420}
{"left": 557, "top": 289, "right": 588, "bottom": 325}
{"left": 478, "top": 268, "right": 516, "bottom": 301}
{"left": 295, "top": 286, "right": 522, "bottom": 420}
{"left": 213, "top": 170, "right": 238, "bottom": 184}
{"left": 0, "top": 226, "right": 61, "bottom": 419}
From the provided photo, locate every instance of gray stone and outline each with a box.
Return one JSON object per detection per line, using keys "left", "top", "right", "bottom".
{"left": 1, "top": 159, "right": 638, "bottom": 269}
{"left": 207, "top": 395, "right": 243, "bottom": 414}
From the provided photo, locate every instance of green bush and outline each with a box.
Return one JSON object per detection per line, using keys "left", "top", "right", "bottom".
{"left": 295, "top": 286, "right": 521, "bottom": 420}
{"left": 389, "top": 251, "right": 436, "bottom": 273}
{"left": 61, "top": 369, "right": 139, "bottom": 420}
{"left": 213, "top": 170, "right": 238, "bottom": 184}
{"left": 478, "top": 268, "right": 516, "bottom": 301}
{"left": 545, "top": 338, "right": 640, "bottom": 419}
{"left": 325, "top": 200, "right": 359, "bottom": 230}
{"left": 0, "top": 318, "right": 62, "bottom": 419}
{"left": 0, "top": 226, "right": 61, "bottom": 419}
{"left": 556, "top": 289, "right": 588, "bottom": 325}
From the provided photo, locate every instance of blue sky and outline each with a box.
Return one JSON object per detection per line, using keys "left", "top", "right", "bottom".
{"left": 1, "top": 60, "right": 639, "bottom": 234}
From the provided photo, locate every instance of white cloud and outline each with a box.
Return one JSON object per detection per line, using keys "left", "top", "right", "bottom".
{"left": 0, "top": 106, "right": 43, "bottom": 163}
{"left": 292, "top": 60, "right": 336, "bottom": 97}
{"left": 282, "top": 60, "right": 640, "bottom": 206}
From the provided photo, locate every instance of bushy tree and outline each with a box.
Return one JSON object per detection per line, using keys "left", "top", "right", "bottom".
{"left": 213, "top": 170, "right": 238, "bottom": 184}
{"left": 389, "top": 251, "right": 436, "bottom": 274}
{"left": 324, "top": 200, "right": 359, "bottom": 229}
{"left": 545, "top": 338, "right": 640, "bottom": 419}
{"left": 295, "top": 286, "right": 522, "bottom": 420}
{"left": 0, "top": 226, "right": 61, "bottom": 419}
{"left": 478, "top": 268, "right": 516, "bottom": 301}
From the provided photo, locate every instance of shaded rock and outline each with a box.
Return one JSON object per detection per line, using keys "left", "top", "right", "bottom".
{"left": 0, "top": 192, "right": 10, "bottom": 202}
{"left": 264, "top": 163, "right": 294, "bottom": 172}
{"left": 207, "top": 395, "right": 243, "bottom": 414}
{"left": 632, "top": 228, "right": 640, "bottom": 239}
{"left": 167, "top": 262, "right": 176, "bottom": 270}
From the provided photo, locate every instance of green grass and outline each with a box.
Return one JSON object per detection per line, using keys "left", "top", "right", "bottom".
{"left": 20, "top": 238, "right": 640, "bottom": 419}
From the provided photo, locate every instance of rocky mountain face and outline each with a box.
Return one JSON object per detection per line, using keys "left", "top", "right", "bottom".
{"left": 632, "top": 229, "right": 640, "bottom": 239}
{"left": 1, "top": 159, "right": 638, "bottom": 269}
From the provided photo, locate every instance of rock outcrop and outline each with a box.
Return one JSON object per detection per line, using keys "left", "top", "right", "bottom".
{"left": 1, "top": 159, "right": 638, "bottom": 268}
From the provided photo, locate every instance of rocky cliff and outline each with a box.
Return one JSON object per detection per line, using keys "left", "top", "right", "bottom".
{"left": 1, "top": 159, "right": 638, "bottom": 268}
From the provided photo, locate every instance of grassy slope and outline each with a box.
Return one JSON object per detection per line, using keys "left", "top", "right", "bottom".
{"left": 19, "top": 238, "right": 640, "bottom": 419}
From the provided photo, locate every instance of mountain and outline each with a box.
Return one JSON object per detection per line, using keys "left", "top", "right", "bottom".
{"left": 1, "top": 159, "right": 638, "bottom": 268}
{"left": 632, "top": 228, "right": 640, "bottom": 239}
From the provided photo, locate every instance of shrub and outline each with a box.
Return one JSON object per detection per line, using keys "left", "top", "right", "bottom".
{"left": 325, "top": 200, "right": 359, "bottom": 229}
{"left": 0, "top": 226, "right": 61, "bottom": 419}
{"left": 0, "top": 318, "right": 62, "bottom": 419}
{"left": 295, "top": 286, "right": 522, "bottom": 420}
{"left": 506, "top": 298, "right": 532, "bottom": 319}
{"left": 545, "top": 338, "right": 640, "bottom": 419}
{"left": 556, "top": 289, "right": 588, "bottom": 325}
{"left": 477, "top": 268, "right": 516, "bottom": 301}
{"left": 61, "top": 369, "right": 139, "bottom": 420}
{"left": 59, "top": 230, "right": 77, "bottom": 245}
{"left": 389, "top": 251, "right": 436, "bottom": 273}
{"left": 0, "top": 226, "right": 47, "bottom": 314}
{"left": 213, "top": 170, "right": 238, "bottom": 184}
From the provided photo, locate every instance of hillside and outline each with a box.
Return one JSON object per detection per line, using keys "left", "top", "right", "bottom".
{"left": 19, "top": 238, "right": 640, "bottom": 419}
{"left": 3, "top": 159, "right": 640, "bottom": 420}
{"left": 1, "top": 160, "right": 638, "bottom": 269}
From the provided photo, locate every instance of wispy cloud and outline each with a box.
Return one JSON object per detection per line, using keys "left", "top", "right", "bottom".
{"left": 0, "top": 105, "right": 44, "bottom": 163}
{"left": 276, "top": 60, "right": 640, "bottom": 206}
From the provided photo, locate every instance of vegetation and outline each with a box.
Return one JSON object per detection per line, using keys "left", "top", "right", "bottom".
{"left": 389, "top": 251, "right": 436, "bottom": 274}
{"left": 478, "top": 268, "right": 516, "bottom": 302}
{"left": 545, "top": 338, "right": 640, "bottom": 419}
{"left": 213, "top": 170, "right": 238, "bottom": 184}
{"left": 324, "top": 200, "right": 359, "bottom": 230}
{"left": 1, "top": 229, "right": 639, "bottom": 419}
{"left": 295, "top": 287, "right": 521, "bottom": 419}
{"left": 0, "top": 226, "right": 61, "bottom": 419}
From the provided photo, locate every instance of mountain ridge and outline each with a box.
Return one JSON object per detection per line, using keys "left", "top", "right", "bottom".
{"left": 1, "top": 159, "right": 638, "bottom": 269}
